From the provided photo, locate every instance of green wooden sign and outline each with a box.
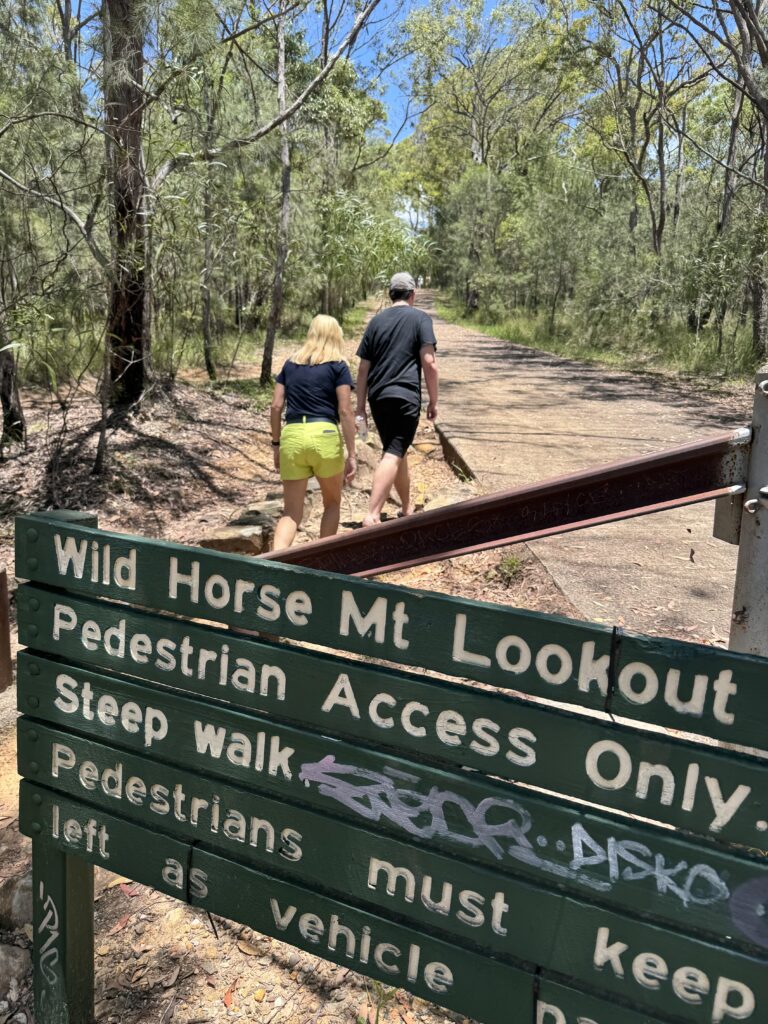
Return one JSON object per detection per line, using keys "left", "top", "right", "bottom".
{"left": 17, "top": 721, "right": 768, "bottom": 961}
{"left": 15, "top": 515, "right": 768, "bottom": 751}
{"left": 14, "top": 514, "right": 768, "bottom": 1024}
{"left": 16, "top": 589, "right": 768, "bottom": 852}
{"left": 16, "top": 716, "right": 768, "bottom": 954}
{"left": 15, "top": 627, "right": 768, "bottom": 851}
{"left": 19, "top": 784, "right": 768, "bottom": 1024}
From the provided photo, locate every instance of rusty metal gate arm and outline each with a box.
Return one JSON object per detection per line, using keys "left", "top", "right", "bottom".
{"left": 263, "top": 428, "right": 751, "bottom": 577}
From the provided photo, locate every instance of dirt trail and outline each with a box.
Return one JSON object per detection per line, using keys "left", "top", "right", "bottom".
{"left": 423, "top": 291, "right": 752, "bottom": 643}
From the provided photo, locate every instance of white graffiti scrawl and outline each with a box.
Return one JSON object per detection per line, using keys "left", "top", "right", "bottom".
{"left": 37, "top": 882, "right": 61, "bottom": 986}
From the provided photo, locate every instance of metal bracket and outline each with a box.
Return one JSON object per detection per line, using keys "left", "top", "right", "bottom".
{"left": 713, "top": 485, "right": 748, "bottom": 543}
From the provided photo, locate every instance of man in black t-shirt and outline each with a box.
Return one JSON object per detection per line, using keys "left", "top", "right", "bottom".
{"left": 355, "top": 272, "right": 439, "bottom": 527}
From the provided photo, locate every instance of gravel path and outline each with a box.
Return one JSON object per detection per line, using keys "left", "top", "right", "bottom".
{"left": 423, "top": 291, "right": 753, "bottom": 642}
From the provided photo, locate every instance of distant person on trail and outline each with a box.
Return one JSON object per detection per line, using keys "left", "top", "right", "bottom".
{"left": 355, "top": 271, "right": 439, "bottom": 528}
{"left": 269, "top": 315, "right": 356, "bottom": 549}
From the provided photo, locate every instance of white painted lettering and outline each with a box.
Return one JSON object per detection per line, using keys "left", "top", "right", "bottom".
{"left": 495, "top": 635, "right": 531, "bottom": 673}
{"left": 451, "top": 614, "right": 491, "bottom": 668}
{"left": 54, "top": 534, "right": 88, "bottom": 578}
{"left": 618, "top": 662, "right": 659, "bottom": 705}
{"left": 339, "top": 591, "right": 387, "bottom": 643}
{"left": 704, "top": 777, "right": 751, "bottom": 831}
{"left": 712, "top": 978, "right": 756, "bottom": 1022}
{"left": 577, "top": 642, "right": 609, "bottom": 696}
{"left": 535, "top": 644, "right": 572, "bottom": 685}
{"left": 585, "top": 741, "right": 632, "bottom": 791}
{"left": 168, "top": 558, "right": 200, "bottom": 603}
{"left": 286, "top": 590, "right": 312, "bottom": 625}
{"left": 592, "top": 926, "right": 627, "bottom": 976}
{"left": 53, "top": 604, "right": 77, "bottom": 639}
{"left": 321, "top": 675, "right": 361, "bottom": 719}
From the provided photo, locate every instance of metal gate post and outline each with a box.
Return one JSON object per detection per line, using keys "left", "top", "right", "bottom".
{"left": 729, "top": 364, "right": 768, "bottom": 654}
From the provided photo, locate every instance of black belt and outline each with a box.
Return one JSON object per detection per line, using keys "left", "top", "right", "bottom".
{"left": 285, "top": 415, "right": 338, "bottom": 425}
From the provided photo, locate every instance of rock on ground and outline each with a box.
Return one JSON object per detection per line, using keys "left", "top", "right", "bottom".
{"left": 0, "top": 945, "right": 31, "bottom": 1004}
{"left": 0, "top": 874, "right": 31, "bottom": 931}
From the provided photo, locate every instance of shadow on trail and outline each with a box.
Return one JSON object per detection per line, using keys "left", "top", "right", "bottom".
{"left": 37, "top": 401, "right": 270, "bottom": 527}
{"left": 439, "top": 337, "right": 747, "bottom": 434}
{"left": 420, "top": 289, "right": 748, "bottom": 437}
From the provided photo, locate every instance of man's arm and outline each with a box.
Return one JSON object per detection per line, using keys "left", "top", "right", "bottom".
{"left": 420, "top": 345, "right": 438, "bottom": 421}
{"left": 356, "top": 358, "right": 371, "bottom": 417}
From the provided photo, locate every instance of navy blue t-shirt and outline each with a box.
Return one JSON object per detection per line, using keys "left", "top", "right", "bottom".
{"left": 276, "top": 359, "right": 353, "bottom": 423}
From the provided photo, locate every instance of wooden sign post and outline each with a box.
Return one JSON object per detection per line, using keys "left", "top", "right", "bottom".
{"left": 0, "top": 568, "right": 11, "bottom": 692}
{"left": 14, "top": 513, "right": 768, "bottom": 1024}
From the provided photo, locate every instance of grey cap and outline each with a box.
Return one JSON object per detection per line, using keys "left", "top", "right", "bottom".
{"left": 390, "top": 272, "right": 416, "bottom": 292}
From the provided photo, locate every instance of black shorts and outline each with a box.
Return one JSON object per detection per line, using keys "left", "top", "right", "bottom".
{"left": 369, "top": 396, "right": 420, "bottom": 458}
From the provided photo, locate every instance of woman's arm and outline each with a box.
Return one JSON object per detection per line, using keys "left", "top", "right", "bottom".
{"left": 270, "top": 382, "right": 286, "bottom": 471}
{"left": 336, "top": 384, "right": 357, "bottom": 482}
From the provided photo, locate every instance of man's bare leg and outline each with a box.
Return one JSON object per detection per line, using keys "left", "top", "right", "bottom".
{"left": 394, "top": 455, "right": 414, "bottom": 516}
{"left": 363, "top": 453, "right": 401, "bottom": 527}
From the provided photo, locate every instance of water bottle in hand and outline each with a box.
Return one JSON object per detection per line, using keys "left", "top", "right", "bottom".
{"left": 355, "top": 414, "right": 368, "bottom": 442}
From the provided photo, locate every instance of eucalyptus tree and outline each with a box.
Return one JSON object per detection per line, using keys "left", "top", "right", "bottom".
{"left": 0, "top": 0, "right": 385, "bottom": 411}
{"left": 663, "top": 0, "right": 768, "bottom": 356}
{"left": 578, "top": 0, "right": 706, "bottom": 257}
{"left": 401, "top": 0, "right": 579, "bottom": 312}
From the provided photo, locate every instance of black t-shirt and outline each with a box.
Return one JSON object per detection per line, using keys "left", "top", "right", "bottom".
{"left": 276, "top": 359, "right": 353, "bottom": 422}
{"left": 356, "top": 306, "right": 437, "bottom": 404}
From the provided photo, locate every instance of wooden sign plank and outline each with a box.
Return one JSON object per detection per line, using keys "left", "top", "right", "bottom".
{"left": 14, "top": 516, "right": 768, "bottom": 752}
{"left": 19, "top": 783, "right": 768, "bottom": 1024}
{"left": 17, "top": 723, "right": 768, "bottom": 959}
{"left": 15, "top": 643, "right": 768, "bottom": 852}
{"left": 19, "top": 783, "right": 537, "bottom": 1024}
{"left": 16, "top": 586, "right": 768, "bottom": 786}
{"left": 536, "top": 980, "right": 678, "bottom": 1024}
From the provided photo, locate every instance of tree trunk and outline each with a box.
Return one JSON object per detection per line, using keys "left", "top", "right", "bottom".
{"left": 0, "top": 310, "right": 25, "bottom": 447}
{"left": 672, "top": 108, "right": 685, "bottom": 231}
{"left": 260, "top": 2, "right": 292, "bottom": 386}
{"left": 201, "top": 75, "right": 217, "bottom": 381}
{"left": 103, "top": 0, "right": 149, "bottom": 408}
{"left": 752, "top": 127, "right": 768, "bottom": 362}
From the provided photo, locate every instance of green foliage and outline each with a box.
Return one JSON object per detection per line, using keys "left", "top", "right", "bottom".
{"left": 357, "top": 980, "right": 398, "bottom": 1024}
{"left": 4, "top": 0, "right": 768, "bottom": 406}
{"left": 496, "top": 554, "right": 524, "bottom": 587}
{"left": 397, "top": 0, "right": 768, "bottom": 379}
{"left": 206, "top": 378, "right": 274, "bottom": 411}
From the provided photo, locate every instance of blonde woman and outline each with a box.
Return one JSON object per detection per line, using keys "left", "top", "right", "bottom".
{"left": 270, "top": 315, "right": 357, "bottom": 549}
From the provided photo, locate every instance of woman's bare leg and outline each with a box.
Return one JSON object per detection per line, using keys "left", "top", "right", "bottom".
{"left": 273, "top": 478, "right": 308, "bottom": 549}
{"left": 317, "top": 472, "right": 343, "bottom": 537}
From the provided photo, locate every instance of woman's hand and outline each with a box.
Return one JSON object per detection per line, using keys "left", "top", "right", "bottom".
{"left": 273, "top": 447, "right": 281, "bottom": 472}
{"left": 344, "top": 455, "right": 357, "bottom": 484}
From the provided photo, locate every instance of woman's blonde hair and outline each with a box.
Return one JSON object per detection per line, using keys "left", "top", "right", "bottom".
{"left": 292, "top": 314, "right": 346, "bottom": 365}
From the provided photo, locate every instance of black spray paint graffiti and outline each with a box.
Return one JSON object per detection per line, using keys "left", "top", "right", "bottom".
{"left": 299, "top": 756, "right": 732, "bottom": 910}
{"left": 37, "top": 882, "right": 61, "bottom": 986}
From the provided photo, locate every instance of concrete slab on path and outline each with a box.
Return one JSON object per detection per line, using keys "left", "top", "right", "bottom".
{"left": 425, "top": 296, "right": 752, "bottom": 642}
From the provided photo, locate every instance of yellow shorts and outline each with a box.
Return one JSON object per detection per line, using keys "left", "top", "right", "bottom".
{"left": 280, "top": 420, "right": 344, "bottom": 480}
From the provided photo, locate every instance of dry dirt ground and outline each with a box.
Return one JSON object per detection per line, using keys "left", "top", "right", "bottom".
{"left": 422, "top": 290, "right": 754, "bottom": 643}
{"left": 0, "top": 332, "right": 580, "bottom": 1024}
